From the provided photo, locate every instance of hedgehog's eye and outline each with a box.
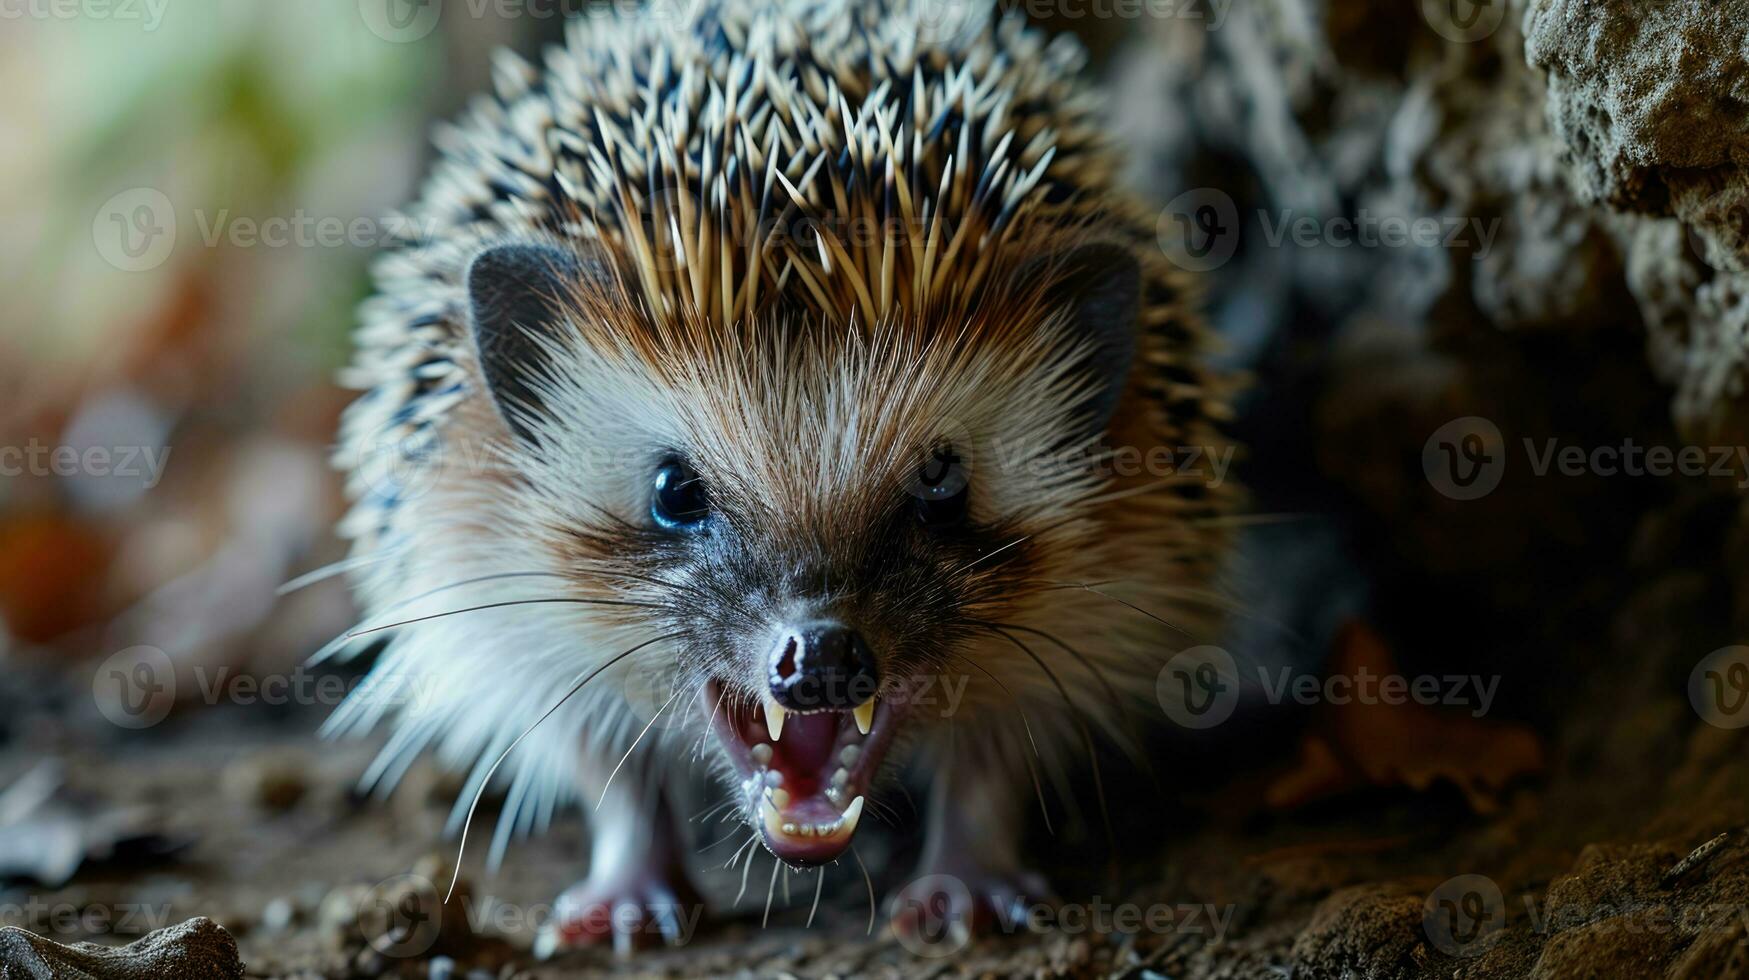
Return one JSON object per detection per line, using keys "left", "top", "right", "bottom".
{"left": 912, "top": 444, "right": 969, "bottom": 529}
{"left": 652, "top": 458, "right": 709, "bottom": 530}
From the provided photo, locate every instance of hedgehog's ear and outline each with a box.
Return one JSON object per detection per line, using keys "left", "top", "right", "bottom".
{"left": 466, "top": 242, "right": 601, "bottom": 443}
{"left": 1027, "top": 242, "right": 1140, "bottom": 435}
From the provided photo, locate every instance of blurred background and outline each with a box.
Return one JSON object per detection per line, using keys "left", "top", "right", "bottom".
{"left": 5, "top": 1, "right": 1749, "bottom": 977}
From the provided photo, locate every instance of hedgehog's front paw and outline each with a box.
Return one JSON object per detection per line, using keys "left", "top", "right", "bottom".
{"left": 534, "top": 868, "right": 703, "bottom": 959}
{"left": 887, "top": 865, "right": 1055, "bottom": 951}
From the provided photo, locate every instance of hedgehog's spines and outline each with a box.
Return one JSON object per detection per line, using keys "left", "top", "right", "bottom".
{"left": 332, "top": 1, "right": 1235, "bottom": 836}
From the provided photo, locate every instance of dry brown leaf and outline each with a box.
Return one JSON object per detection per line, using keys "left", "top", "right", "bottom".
{"left": 1266, "top": 620, "right": 1546, "bottom": 813}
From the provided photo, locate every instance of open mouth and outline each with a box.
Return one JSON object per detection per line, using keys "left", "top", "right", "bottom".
{"left": 704, "top": 679, "right": 899, "bottom": 865}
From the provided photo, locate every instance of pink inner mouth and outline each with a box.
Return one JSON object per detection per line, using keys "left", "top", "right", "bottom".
{"left": 704, "top": 680, "right": 899, "bottom": 865}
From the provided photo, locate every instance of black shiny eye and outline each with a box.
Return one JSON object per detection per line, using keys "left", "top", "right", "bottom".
{"left": 912, "top": 444, "right": 969, "bottom": 528}
{"left": 652, "top": 458, "right": 709, "bottom": 530}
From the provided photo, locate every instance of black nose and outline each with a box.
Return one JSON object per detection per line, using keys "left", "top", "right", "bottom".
{"left": 768, "top": 622, "right": 879, "bottom": 711}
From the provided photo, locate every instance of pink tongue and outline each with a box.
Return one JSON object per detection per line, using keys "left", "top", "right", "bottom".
{"left": 776, "top": 711, "right": 840, "bottom": 775}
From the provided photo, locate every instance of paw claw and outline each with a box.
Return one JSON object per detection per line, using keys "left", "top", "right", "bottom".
{"left": 537, "top": 873, "right": 701, "bottom": 959}
{"left": 887, "top": 868, "right": 1054, "bottom": 953}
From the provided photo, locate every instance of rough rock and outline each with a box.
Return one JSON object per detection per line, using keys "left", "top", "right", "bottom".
{"left": 0, "top": 917, "right": 243, "bottom": 980}
{"left": 1526, "top": 0, "right": 1749, "bottom": 439}
{"left": 1118, "top": 0, "right": 1749, "bottom": 440}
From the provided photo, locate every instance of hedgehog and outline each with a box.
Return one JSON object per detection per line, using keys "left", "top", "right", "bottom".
{"left": 321, "top": 0, "right": 1235, "bottom": 954}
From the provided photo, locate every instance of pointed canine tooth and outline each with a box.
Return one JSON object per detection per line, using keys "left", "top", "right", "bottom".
{"left": 840, "top": 795, "right": 866, "bottom": 836}
{"left": 853, "top": 700, "right": 875, "bottom": 735}
{"left": 761, "top": 796, "right": 785, "bottom": 838}
{"left": 763, "top": 697, "right": 786, "bottom": 741}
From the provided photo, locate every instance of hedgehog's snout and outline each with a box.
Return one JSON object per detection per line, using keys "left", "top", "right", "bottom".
{"left": 766, "top": 621, "right": 880, "bottom": 713}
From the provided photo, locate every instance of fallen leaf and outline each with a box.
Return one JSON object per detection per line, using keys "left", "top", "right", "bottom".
{"left": 1266, "top": 620, "right": 1545, "bottom": 813}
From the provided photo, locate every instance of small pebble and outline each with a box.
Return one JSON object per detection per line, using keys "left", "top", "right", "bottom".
{"left": 260, "top": 897, "right": 295, "bottom": 933}
{"left": 222, "top": 750, "right": 309, "bottom": 812}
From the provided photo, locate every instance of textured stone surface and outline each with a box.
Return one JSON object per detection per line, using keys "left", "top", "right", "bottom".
{"left": 1118, "top": 0, "right": 1749, "bottom": 439}
{"left": 0, "top": 918, "right": 243, "bottom": 980}
{"left": 1525, "top": 0, "right": 1749, "bottom": 439}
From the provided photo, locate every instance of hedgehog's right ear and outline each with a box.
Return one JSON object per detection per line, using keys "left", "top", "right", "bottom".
{"left": 466, "top": 242, "right": 601, "bottom": 444}
{"left": 1025, "top": 242, "right": 1141, "bottom": 437}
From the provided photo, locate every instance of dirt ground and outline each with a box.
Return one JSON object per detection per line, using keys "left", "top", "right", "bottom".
{"left": 8, "top": 531, "right": 1749, "bottom": 980}
{"left": 8, "top": 1, "right": 1749, "bottom": 977}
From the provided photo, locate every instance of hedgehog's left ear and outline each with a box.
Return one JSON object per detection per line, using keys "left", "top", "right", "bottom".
{"left": 466, "top": 242, "right": 606, "bottom": 444}
{"left": 1026, "top": 242, "right": 1140, "bottom": 434}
